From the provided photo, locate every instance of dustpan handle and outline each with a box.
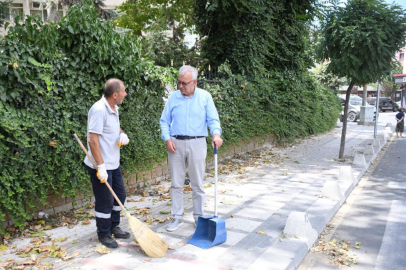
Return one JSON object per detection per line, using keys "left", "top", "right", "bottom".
{"left": 214, "top": 143, "right": 218, "bottom": 217}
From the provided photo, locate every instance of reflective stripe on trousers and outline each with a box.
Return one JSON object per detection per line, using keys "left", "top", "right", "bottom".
{"left": 86, "top": 165, "right": 126, "bottom": 238}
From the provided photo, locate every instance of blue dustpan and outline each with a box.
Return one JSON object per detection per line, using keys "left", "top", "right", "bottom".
{"left": 189, "top": 144, "right": 227, "bottom": 249}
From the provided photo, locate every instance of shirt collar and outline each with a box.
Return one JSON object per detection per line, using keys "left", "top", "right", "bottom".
{"left": 102, "top": 95, "right": 119, "bottom": 114}
{"left": 178, "top": 87, "right": 199, "bottom": 99}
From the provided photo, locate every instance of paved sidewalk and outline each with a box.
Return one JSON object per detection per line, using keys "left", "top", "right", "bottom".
{"left": 0, "top": 114, "right": 398, "bottom": 270}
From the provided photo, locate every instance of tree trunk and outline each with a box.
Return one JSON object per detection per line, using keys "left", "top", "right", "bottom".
{"left": 339, "top": 81, "right": 355, "bottom": 159}
{"left": 47, "top": 2, "right": 60, "bottom": 22}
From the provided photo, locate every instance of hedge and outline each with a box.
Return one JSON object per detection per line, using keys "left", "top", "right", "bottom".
{"left": 0, "top": 3, "right": 341, "bottom": 235}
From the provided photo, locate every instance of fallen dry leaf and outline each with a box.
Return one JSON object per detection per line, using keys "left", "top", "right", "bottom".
{"left": 49, "top": 140, "right": 58, "bottom": 147}
{"left": 310, "top": 238, "right": 359, "bottom": 267}
{"left": 82, "top": 220, "right": 91, "bottom": 225}
{"left": 94, "top": 247, "right": 111, "bottom": 254}
{"left": 21, "top": 260, "right": 36, "bottom": 265}
{"left": 62, "top": 251, "right": 80, "bottom": 261}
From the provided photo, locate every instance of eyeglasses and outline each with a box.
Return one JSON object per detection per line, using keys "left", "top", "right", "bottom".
{"left": 177, "top": 80, "right": 193, "bottom": 87}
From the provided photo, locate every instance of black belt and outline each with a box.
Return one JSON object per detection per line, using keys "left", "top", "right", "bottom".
{"left": 173, "top": 135, "right": 205, "bottom": 140}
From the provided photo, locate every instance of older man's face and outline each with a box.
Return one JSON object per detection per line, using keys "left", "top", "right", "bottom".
{"left": 115, "top": 84, "right": 127, "bottom": 105}
{"left": 178, "top": 71, "right": 197, "bottom": 97}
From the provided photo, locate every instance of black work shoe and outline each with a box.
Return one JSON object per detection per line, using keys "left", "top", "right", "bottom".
{"left": 112, "top": 226, "right": 131, "bottom": 239}
{"left": 98, "top": 235, "right": 118, "bottom": 248}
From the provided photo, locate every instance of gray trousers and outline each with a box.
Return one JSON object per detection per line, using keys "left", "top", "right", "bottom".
{"left": 168, "top": 137, "right": 207, "bottom": 220}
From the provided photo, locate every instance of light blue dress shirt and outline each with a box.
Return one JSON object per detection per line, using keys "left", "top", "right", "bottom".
{"left": 160, "top": 87, "right": 222, "bottom": 141}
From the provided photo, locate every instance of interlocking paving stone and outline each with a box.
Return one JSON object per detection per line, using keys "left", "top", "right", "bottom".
{"left": 2, "top": 118, "right": 397, "bottom": 270}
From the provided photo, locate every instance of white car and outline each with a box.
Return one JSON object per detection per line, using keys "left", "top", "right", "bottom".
{"left": 338, "top": 95, "right": 375, "bottom": 122}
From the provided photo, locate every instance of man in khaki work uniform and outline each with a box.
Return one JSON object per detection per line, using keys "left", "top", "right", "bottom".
{"left": 160, "top": 65, "right": 223, "bottom": 232}
{"left": 84, "top": 78, "right": 131, "bottom": 248}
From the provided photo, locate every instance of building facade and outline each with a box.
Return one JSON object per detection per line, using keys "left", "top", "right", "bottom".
{"left": 396, "top": 47, "right": 405, "bottom": 69}
{"left": 0, "top": 0, "right": 125, "bottom": 35}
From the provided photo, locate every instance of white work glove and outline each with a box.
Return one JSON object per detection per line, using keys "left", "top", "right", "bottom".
{"left": 118, "top": 133, "right": 130, "bottom": 148}
{"left": 96, "top": 164, "right": 108, "bottom": 183}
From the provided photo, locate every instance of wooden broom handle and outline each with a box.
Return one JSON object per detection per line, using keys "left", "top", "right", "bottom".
{"left": 73, "top": 133, "right": 126, "bottom": 212}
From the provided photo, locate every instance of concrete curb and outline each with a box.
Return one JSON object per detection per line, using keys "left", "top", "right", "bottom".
{"left": 353, "top": 154, "right": 367, "bottom": 167}
{"left": 278, "top": 123, "right": 395, "bottom": 270}
{"left": 247, "top": 239, "right": 309, "bottom": 270}
{"left": 283, "top": 212, "right": 318, "bottom": 249}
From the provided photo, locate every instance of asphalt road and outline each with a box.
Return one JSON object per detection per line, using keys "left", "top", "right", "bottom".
{"left": 298, "top": 112, "right": 406, "bottom": 270}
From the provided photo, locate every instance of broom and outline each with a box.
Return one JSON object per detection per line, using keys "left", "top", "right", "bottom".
{"left": 73, "top": 133, "right": 168, "bottom": 258}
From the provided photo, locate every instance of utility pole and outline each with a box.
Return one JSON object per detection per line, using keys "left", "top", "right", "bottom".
{"left": 374, "top": 82, "right": 380, "bottom": 139}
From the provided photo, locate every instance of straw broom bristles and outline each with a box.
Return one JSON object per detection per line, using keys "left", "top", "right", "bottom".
{"left": 126, "top": 212, "right": 168, "bottom": 258}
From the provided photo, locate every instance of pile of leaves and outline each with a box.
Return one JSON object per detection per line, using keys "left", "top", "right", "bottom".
{"left": 1, "top": 235, "right": 81, "bottom": 270}
{"left": 310, "top": 238, "right": 361, "bottom": 267}
{"left": 207, "top": 148, "right": 287, "bottom": 177}
{"left": 2, "top": 207, "right": 95, "bottom": 242}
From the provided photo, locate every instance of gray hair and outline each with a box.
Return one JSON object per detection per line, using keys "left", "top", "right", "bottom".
{"left": 179, "top": 65, "right": 198, "bottom": 80}
{"left": 104, "top": 78, "right": 124, "bottom": 98}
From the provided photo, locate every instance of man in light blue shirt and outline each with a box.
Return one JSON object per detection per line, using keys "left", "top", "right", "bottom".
{"left": 160, "top": 65, "right": 223, "bottom": 232}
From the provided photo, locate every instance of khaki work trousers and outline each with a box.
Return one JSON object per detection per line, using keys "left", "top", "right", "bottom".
{"left": 168, "top": 137, "right": 207, "bottom": 220}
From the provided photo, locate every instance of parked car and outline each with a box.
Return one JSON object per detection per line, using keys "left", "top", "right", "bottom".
{"left": 338, "top": 95, "right": 361, "bottom": 122}
{"left": 338, "top": 95, "right": 375, "bottom": 122}
{"left": 367, "top": 97, "right": 399, "bottom": 112}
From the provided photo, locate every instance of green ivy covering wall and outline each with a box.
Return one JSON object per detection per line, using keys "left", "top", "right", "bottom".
{"left": 0, "top": 4, "right": 175, "bottom": 233}
{"left": 206, "top": 65, "right": 341, "bottom": 145}
{"left": 0, "top": 4, "right": 341, "bottom": 235}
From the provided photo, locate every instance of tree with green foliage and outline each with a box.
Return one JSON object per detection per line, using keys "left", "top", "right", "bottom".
{"left": 141, "top": 30, "right": 206, "bottom": 68}
{"left": 115, "top": 0, "right": 194, "bottom": 36}
{"left": 0, "top": 0, "right": 12, "bottom": 27}
{"left": 312, "top": 63, "right": 348, "bottom": 90}
{"left": 381, "top": 61, "right": 402, "bottom": 99}
{"left": 63, "top": 0, "right": 117, "bottom": 19}
{"left": 318, "top": 0, "right": 406, "bottom": 158}
{"left": 142, "top": 31, "right": 189, "bottom": 67}
{"left": 193, "top": 0, "right": 319, "bottom": 74}
{"left": 114, "top": 0, "right": 197, "bottom": 68}
{"left": 41, "top": 0, "right": 117, "bottom": 21}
